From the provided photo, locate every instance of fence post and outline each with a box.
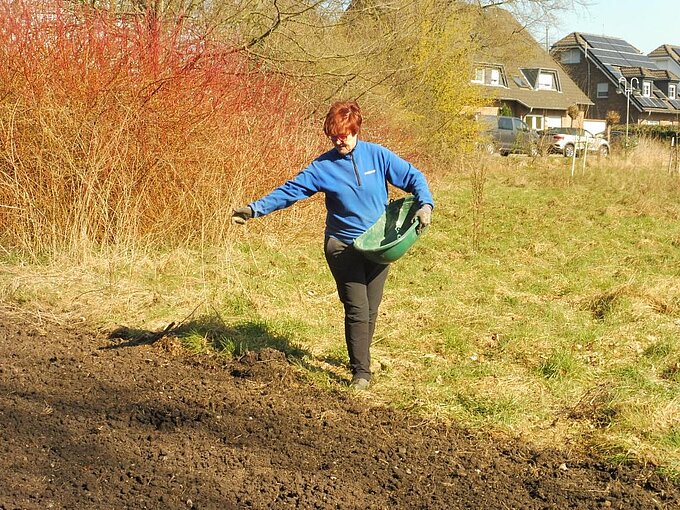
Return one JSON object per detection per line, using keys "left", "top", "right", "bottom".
{"left": 670, "top": 137, "right": 677, "bottom": 175}
{"left": 582, "top": 138, "right": 588, "bottom": 173}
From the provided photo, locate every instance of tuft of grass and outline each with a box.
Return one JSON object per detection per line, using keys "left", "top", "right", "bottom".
{"left": 587, "top": 285, "right": 631, "bottom": 321}
{"left": 661, "top": 359, "right": 680, "bottom": 383}
{"left": 455, "top": 393, "right": 522, "bottom": 425}
{"left": 661, "top": 427, "right": 680, "bottom": 448}
{"left": 537, "top": 348, "right": 583, "bottom": 381}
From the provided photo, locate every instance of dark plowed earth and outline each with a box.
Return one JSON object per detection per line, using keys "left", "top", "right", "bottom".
{"left": 1, "top": 310, "right": 679, "bottom": 509}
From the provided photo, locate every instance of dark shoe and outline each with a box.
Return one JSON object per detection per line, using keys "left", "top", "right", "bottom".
{"left": 350, "top": 377, "right": 370, "bottom": 390}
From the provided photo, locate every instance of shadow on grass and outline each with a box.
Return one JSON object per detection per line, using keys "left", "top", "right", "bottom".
{"left": 106, "top": 314, "right": 306, "bottom": 358}
{"left": 319, "top": 354, "right": 348, "bottom": 368}
{"left": 104, "top": 314, "right": 350, "bottom": 385}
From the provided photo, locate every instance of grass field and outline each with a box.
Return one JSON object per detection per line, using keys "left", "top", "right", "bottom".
{"left": 3, "top": 143, "right": 680, "bottom": 477}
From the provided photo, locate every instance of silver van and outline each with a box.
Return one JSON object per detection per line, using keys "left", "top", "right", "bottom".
{"left": 479, "top": 115, "right": 540, "bottom": 156}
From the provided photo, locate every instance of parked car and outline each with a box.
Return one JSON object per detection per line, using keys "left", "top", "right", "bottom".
{"left": 539, "top": 127, "right": 610, "bottom": 157}
{"left": 478, "top": 115, "right": 540, "bottom": 156}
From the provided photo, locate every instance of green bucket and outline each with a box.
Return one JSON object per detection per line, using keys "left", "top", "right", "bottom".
{"left": 353, "top": 196, "right": 426, "bottom": 264}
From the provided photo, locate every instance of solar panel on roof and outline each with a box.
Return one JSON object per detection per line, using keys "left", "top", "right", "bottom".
{"left": 604, "top": 65, "right": 622, "bottom": 79}
{"left": 669, "top": 99, "right": 680, "bottom": 110}
{"left": 590, "top": 49, "right": 628, "bottom": 65}
{"left": 611, "top": 41, "right": 639, "bottom": 53}
{"left": 582, "top": 34, "right": 635, "bottom": 52}
{"left": 582, "top": 34, "right": 654, "bottom": 65}
{"left": 590, "top": 40, "right": 613, "bottom": 51}
{"left": 637, "top": 97, "right": 656, "bottom": 108}
{"left": 583, "top": 34, "right": 615, "bottom": 45}
{"left": 627, "top": 54, "right": 651, "bottom": 62}
{"left": 627, "top": 56, "right": 655, "bottom": 66}
{"left": 637, "top": 96, "right": 670, "bottom": 110}
{"left": 614, "top": 57, "right": 634, "bottom": 66}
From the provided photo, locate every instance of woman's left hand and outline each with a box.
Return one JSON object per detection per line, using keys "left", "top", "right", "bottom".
{"left": 232, "top": 206, "right": 253, "bottom": 225}
{"left": 414, "top": 205, "right": 432, "bottom": 234}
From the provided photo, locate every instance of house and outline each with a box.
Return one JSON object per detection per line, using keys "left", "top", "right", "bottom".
{"left": 471, "top": 8, "right": 593, "bottom": 131}
{"left": 648, "top": 44, "right": 680, "bottom": 102}
{"left": 551, "top": 33, "right": 680, "bottom": 126}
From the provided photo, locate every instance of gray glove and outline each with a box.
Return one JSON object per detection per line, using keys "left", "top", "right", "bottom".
{"left": 231, "top": 206, "right": 253, "bottom": 225}
{"left": 413, "top": 204, "right": 432, "bottom": 234}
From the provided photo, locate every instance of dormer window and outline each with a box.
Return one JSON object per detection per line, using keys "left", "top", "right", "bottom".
{"left": 472, "top": 66, "right": 506, "bottom": 87}
{"left": 642, "top": 81, "right": 652, "bottom": 97}
{"left": 537, "top": 70, "right": 559, "bottom": 91}
{"left": 560, "top": 48, "right": 581, "bottom": 64}
{"left": 519, "top": 68, "right": 561, "bottom": 92}
{"left": 670, "top": 84, "right": 677, "bottom": 100}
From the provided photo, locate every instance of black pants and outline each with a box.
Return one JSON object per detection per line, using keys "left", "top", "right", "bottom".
{"left": 324, "top": 237, "right": 389, "bottom": 380}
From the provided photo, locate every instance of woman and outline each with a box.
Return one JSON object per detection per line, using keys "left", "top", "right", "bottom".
{"left": 232, "top": 100, "right": 434, "bottom": 390}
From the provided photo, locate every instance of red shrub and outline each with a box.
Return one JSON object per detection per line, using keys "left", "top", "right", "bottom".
{"left": 0, "top": 0, "right": 317, "bottom": 252}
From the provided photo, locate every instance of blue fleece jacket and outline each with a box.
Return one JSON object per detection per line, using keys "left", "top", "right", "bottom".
{"left": 249, "top": 140, "right": 434, "bottom": 244}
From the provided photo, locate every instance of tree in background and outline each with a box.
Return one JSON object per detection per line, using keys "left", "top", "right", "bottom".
{"left": 401, "top": 1, "right": 486, "bottom": 156}
{"left": 72, "top": 0, "right": 585, "bottom": 145}
{"left": 499, "top": 103, "right": 513, "bottom": 117}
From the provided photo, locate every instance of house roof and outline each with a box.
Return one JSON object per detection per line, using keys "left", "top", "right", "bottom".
{"left": 472, "top": 9, "right": 592, "bottom": 111}
{"left": 619, "top": 67, "right": 680, "bottom": 81}
{"left": 552, "top": 32, "right": 680, "bottom": 114}
{"left": 649, "top": 44, "right": 680, "bottom": 63}
{"left": 552, "top": 33, "right": 656, "bottom": 78}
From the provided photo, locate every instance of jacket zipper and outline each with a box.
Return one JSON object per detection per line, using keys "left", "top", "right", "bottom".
{"left": 349, "top": 152, "right": 362, "bottom": 186}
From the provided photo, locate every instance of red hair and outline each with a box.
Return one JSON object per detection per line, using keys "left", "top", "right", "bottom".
{"left": 323, "top": 100, "right": 362, "bottom": 137}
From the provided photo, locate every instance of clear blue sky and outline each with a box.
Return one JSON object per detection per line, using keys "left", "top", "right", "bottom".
{"left": 544, "top": 0, "right": 678, "bottom": 54}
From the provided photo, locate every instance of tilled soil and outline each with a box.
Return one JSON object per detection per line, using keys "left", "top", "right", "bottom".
{"left": 1, "top": 310, "right": 679, "bottom": 510}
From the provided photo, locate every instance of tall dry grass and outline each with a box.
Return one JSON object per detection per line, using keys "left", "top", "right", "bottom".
{"left": 0, "top": 0, "right": 323, "bottom": 259}
{"left": 610, "top": 136, "right": 678, "bottom": 171}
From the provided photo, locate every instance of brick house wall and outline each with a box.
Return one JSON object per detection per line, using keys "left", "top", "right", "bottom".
{"left": 552, "top": 47, "right": 632, "bottom": 123}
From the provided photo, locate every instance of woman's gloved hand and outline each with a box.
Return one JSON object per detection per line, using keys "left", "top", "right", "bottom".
{"left": 231, "top": 206, "right": 253, "bottom": 225}
{"left": 413, "top": 204, "right": 432, "bottom": 234}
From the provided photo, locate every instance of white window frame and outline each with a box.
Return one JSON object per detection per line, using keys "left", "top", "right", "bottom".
{"left": 489, "top": 68, "right": 501, "bottom": 86}
{"left": 670, "top": 84, "right": 677, "bottom": 100}
{"left": 596, "top": 82, "right": 609, "bottom": 98}
{"left": 537, "top": 71, "right": 560, "bottom": 91}
{"left": 472, "top": 66, "right": 506, "bottom": 87}
{"left": 642, "top": 81, "right": 652, "bottom": 97}
{"left": 537, "top": 72, "right": 554, "bottom": 90}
